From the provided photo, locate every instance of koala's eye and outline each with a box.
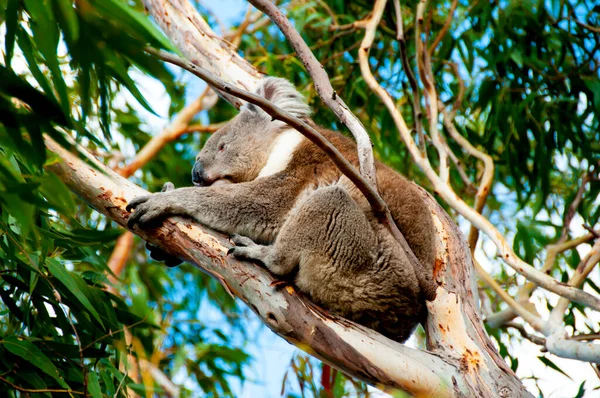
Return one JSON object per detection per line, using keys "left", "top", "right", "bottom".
{"left": 218, "top": 143, "right": 226, "bottom": 152}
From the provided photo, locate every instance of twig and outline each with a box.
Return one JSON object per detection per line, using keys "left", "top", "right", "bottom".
{"left": 117, "top": 87, "right": 218, "bottom": 178}
{"left": 440, "top": 135, "right": 477, "bottom": 193}
{"left": 475, "top": 259, "right": 547, "bottom": 334}
{"left": 247, "top": 0, "right": 379, "bottom": 188}
{"left": 0, "top": 374, "right": 84, "bottom": 395}
{"left": 486, "top": 233, "right": 595, "bottom": 328}
{"left": 107, "top": 232, "right": 135, "bottom": 286}
{"left": 396, "top": 0, "right": 425, "bottom": 153}
{"left": 183, "top": 122, "right": 225, "bottom": 134}
{"left": 393, "top": 0, "right": 402, "bottom": 39}
{"left": 503, "top": 322, "right": 546, "bottom": 346}
{"left": 549, "top": 239, "right": 600, "bottom": 326}
{"left": 416, "top": 0, "right": 448, "bottom": 182}
{"left": 225, "top": 5, "right": 254, "bottom": 48}
{"left": 486, "top": 169, "right": 596, "bottom": 326}
{"left": 439, "top": 107, "right": 494, "bottom": 253}
{"left": 428, "top": 0, "right": 458, "bottom": 55}
{"left": 441, "top": 60, "right": 465, "bottom": 117}
{"left": 569, "top": 333, "right": 600, "bottom": 342}
{"left": 560, "top": 171, "right": 593, "bottom": 241}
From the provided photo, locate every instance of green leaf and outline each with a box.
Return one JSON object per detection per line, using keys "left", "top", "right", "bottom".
{"left": 538, "top": 356, "right": 572, "bottom": 380}
{"left": 46, "top": 258, "right": 104, "bottom": 327}
{"left": 88, "top": 370, "right": 102, "bottom": 398}
{"left": 53, "top": 0, "right": 80, "bottom": 44}
{"left": 24, "top": 0, "right": 71, "bottom": 115}
{"left": 3, "top": 0, "right": 21, "bottom": 68}
{"left": 88, "top": 0, "right": 177, "bottom": 52}
{"left": 2, "top": 336, "right": 69, "bottom": 388}
{"left": 101, "top": 49, "right": 156, "bottom": 115}
{"left": 0, "top": 63, "right": 68, "bottom": 126}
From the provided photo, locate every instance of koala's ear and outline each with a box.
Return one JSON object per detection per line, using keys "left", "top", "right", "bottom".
{"left": 255, "top": 77, "right": 312, "bottom": 119}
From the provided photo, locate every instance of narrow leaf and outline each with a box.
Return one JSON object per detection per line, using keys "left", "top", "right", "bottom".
{"left": 47, "top": 259, "right": 104, "bottom": 327}
{"left": 2, "top": 336, "right": 69, "bottom": 388}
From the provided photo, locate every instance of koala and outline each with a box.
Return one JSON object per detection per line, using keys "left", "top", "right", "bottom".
{"left": 127, "top": 77, "right": 436, "bottom": 342}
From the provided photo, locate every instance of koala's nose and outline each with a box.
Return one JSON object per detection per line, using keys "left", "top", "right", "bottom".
{"left": 191, "top": 161, "right": 205, "bottom": 186}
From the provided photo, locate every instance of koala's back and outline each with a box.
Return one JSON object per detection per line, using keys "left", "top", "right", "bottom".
{"left": 294, "top": 126, "right": 436, "bottom": 270}
{"left": 280, "top": 127, "right": 435, "bottom": 341}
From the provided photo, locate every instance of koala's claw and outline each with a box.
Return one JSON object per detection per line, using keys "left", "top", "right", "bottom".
{"left": 230, "top": 234, "right": 256, "bottom": 247}
{"left": 127, "top": 194, "right": 170, "bottom": 229}
{"left": 126, "top": 195, "right": 150, "bottom": 213}
{"left": 228, "top": 234, "right": 268, "bottom": 263}
{"left": 161, "top": 182, "right": 175, "bottom": 192}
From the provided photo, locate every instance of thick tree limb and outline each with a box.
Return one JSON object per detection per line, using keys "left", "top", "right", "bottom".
{"left": 45, "top": 136, "right": 472, "bottom": 397}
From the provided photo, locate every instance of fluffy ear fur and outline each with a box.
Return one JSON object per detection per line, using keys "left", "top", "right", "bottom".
{"left": 250, "top": 77, "right": 312, "bottom": 119}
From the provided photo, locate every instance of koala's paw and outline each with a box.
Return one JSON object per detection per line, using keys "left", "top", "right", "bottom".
{"left": 126, "top": 193, "right": 172, "bottom": 229}
{"left": 228, "top": 234, "right": 269, "bottom": 264}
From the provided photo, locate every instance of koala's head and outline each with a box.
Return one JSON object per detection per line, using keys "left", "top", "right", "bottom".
{"left": 192, "top": 77, "right": 311, "bottom": 186}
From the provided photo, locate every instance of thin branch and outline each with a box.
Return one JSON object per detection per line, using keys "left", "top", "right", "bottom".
{"left": 247, "top": 0, "right": 379, "bottom": 188}
{"left": 183, "top": 122, "right": 225, "bottom": 134}
{"left": 485, "top": 233, "right": 595, "bottom": 328}
{"left": 440, "top": 136, "right": 477, "bottom": 194}
{"left": 0, "top": 375, "right": 84, "bottom": 395}
{"left": 393, "top": 0, "right": 402, "bottom": 39}
{"left": 117, "top": 87, "right": 218, "bottom": 178}
{"left": 503, "top": 322, "right": 547, "bottom": 346}
{"left": 441, "top": 60, "right": 465, "bottom": 118}
{"left": 396, "top": 1, "right": 425, "bottom": 153}
{"left": 225, "top": 5, "right": 255, "bottom": 48}
{"left": 428, "top": 0, "right": 458, "bottom": 55}
{"left": 569, "top": 333, "right": 600, "bottom": 342}
{"left": 107, "top": 232, "right": 135, "bottom": 286}
{"left": 439, "top": 107, "right": 494, "bottom": 253}
{"left": 486, "top": 169, "right": 597, "bottom": 327}
{"left": 416, "top": 0, "right": 448, "bottom": 182}
{"left": 550, "top": 239, "right": 600, "bottom": 326}
{"left": 560, "top": 171, "right": 593, "bottom": 241}
{"left": 475, "top": 259, "right": 547, "bottom": 334}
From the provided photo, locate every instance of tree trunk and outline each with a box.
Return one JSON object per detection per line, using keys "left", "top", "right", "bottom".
{"left": 46, "top": 1, "right": 533, "bottom": 396}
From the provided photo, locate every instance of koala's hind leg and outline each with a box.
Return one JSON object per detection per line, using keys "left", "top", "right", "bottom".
{"left": 230, "top": 185, "right": 378, "bottom": 285}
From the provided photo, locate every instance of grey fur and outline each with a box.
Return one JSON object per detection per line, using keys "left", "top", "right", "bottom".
{"left": 127, "top": 77, "right": 436, "bottom": 342}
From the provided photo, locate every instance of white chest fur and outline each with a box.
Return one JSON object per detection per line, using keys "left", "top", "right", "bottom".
{"left": 257, "top": 129, "right": 305, "bottom": 178}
